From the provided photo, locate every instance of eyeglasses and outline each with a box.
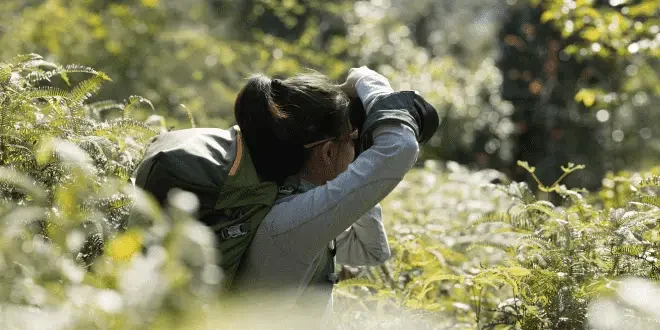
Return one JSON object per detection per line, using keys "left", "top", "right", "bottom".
{"left": 303, "top": 128, "right": 358, "bottom": 149}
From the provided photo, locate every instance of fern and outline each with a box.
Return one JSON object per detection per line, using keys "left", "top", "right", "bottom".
{"left": 631, "top": 196, "right": 660, "bottom": 208}
{"left": 24, "top": 64, "right": 98, "bottom": 86}
{"left": 613, "top": 244, "right": 649, "bottom": 258}
{"left": 27, "top": 86, "right": 70, "bottom": 99}
{"left": 518, "top": 234, "right": 556, "bottom": 250}
{"left": 69, "top": 72, "right": 111, "bottom": 106}
{"left": 180, "top": 104, "right": 196, "bottom": 128}
{"left": 472, "top": 212, "right": 536, "bottom": 231}
{"left": 636, "top": 176, "right": 660, "bottom": 189}
{"left": 123, "top": 95, "right": 154, "bottom": 120}
{"left": 103, "top": 118, "right": 156, "bottom": 137}
{"left": 0, "top": 64, "right": 11, "bottom": 83}
{"left": 3, "top": 53, "right": 43, "bottom": 68}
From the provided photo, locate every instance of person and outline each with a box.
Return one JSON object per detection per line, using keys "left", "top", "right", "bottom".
{"left": 229, "top": 66, "right": 423, "bottom": 329}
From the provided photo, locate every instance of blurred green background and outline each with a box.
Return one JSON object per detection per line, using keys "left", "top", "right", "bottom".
{"left": 1, "top": 0, "right": 657, "bottom": 190}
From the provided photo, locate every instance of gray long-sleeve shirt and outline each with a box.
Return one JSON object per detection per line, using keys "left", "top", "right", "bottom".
{"left": 231, "top": 74, "right": 420, "bottom": 329}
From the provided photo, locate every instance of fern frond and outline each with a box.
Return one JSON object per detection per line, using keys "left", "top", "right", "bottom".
{"left": 13, "top": 125, "right": 53, "bottom": 140}
{"left": 4, "top": 53, "right": 43, "bottom": 68}
{"left": 523, "top": 269, "right": 561, "bottom": 299}
{"left": 27, "top": 86, "right": 70, "bottom": 100}
{"left": 471, "top": 212, "right": 510, "bottom": 227}
{"left": 180, "top": 104, "right": 196, "bottom": 128}
{"left": 518, "top": 234, "right": 555, "bottom": 249}
{"left": 107, "top": 197, "right": 132, "bottom": 211}
{"left": 631, "top": 196, "right": 660, "bottom": 209}
{"left": 422, "top": 274, "right": 463, "bottom": 285}
{"left": 26, "top": 70, "right": 55, "bottom": 85}
{"left": 25, "top": 64, "right": 89, "bottom": 86}
{"left": 564, "top": 191, "right": 596, "bottom": 221}
{"left": 112, "top": 164, "right": 132, "bottom": 180}
{"left": 69, "top": 72, "right": 111, "bottom": 105}
{"left": 57, "top": 117, "right": 98, "bottom": 133}
{"left": 522, "top": 200, "right": 562, "bottom": 219}
{"left": 123, "top": 95, "right": 154, "bottom": 120}
{"left": 613, "top": 244, "right": 648, "bottom": 257}
{"left": 104, "top": 119, "right": 156, "bottom": 136}
{"left": 542, "top": 250, "right": 569, "bottom": 266}
{"left": 62, "top": 64, "right": 102, "bottom": 75}
{"left": 471, "top": 212, "right": 535, "bottom": 231}
{"left": 0, "top": 64, "right": 11, "bottom": 83}
{"left": 637, "top": 176, "right": 660, "bottom": 189}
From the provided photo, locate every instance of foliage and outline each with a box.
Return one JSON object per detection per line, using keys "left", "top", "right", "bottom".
{"left": 0, "top": 0, "right": 658, "bottom": 327}
{"left": 0, "top": 0, "right": 522, "bottom": 168}
{"left": 2, "top": 0, "right": 657, "bottom": 184}
{"left": 343, "top": 0, "right": 517, "bottom": 167}
{"left": 0, "top": 54, "right": 220, "bottom": 329}
{"left": 0, "top": 0, "right": 351, "bottom": 130}
{"left": 535, "top": 0, "right": 660, "bottom": 172}
{"left": 335, "top": 159, "right": 660, "bottom": 329}
{"left": 499, "top": 0, "right": 659, "bottom": 192}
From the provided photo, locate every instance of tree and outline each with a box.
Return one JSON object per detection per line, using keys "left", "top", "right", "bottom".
{"left": 498, "top": 0, "right": 659, "bottom": 191}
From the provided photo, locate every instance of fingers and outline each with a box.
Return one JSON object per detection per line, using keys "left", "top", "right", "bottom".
{"left": 338, "top": 82, "right": 357, "bottom": 97}
{"left": 340, "top": 66, "right": 380, "bottom": 97}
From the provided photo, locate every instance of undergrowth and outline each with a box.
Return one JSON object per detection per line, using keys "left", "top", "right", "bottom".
{"left": 3, "top": 54, "right": 660, "bottom": 329}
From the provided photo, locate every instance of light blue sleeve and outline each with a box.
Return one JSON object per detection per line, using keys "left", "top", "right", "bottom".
{"left": 335, "top": 203, "right": 391, "bottom": 266}
{"left": 355, "top": 74, "right": 395, "bottom": 114}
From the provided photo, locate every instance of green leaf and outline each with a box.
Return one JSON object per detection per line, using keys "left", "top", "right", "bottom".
{"left": 0, "top": 64, "right": 11, "bottom": 83}
{"left": 517, "top": 160, "right": 536, "bottom": 173}
{"left": 540, "top": 10, "right": 558, "bottom": 23}
{"left": 575, "top": 88, "right": 598, "bottom": 107}
{"left": 628, "top": 2, "right": 659, "bottom": 16}
{"left": 581, "top": 28, "right": 601, "bottom": 42}
{"left": 506, "top": 267, "right": 531, "bottom": 277}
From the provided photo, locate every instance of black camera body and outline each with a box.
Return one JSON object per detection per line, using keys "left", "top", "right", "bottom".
{"left": 349, "top": 92, "right": 439, "bottom": 157}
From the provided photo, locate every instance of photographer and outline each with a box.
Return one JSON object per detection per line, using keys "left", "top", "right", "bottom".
{"left": 230, "top": 66, "right": 437, "bottom": 328}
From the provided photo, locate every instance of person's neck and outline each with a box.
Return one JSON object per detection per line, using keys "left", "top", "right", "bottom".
{"left": 298, "top": 167, "right": 326, "bottom": 186}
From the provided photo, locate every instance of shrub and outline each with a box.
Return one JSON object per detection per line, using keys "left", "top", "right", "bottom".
{"left": 0, "top": 54, "right": 219, "bottom": 329}
{"left": 335, "top": 160, "right": 660, "bottom": 329}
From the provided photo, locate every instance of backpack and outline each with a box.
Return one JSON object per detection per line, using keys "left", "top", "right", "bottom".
{"left": 131, "top": 125, "right": 279, "bottom": 289}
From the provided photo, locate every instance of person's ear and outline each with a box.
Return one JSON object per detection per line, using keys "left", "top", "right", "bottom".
{"left": 320, "top": 141, "right": 336, "bottom": 165}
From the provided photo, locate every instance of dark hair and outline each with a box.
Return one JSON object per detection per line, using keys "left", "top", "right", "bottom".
{"left": 234, "top": 71, "right": 350, "bottom": 184}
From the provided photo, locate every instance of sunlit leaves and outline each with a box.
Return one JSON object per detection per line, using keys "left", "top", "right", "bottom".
{"left": 108, "top": 229, "right": 143, "bottom": 261}
{"left": 339, "top": 159, "right": 660, "bottom": 328}
{"left": 0, "top": 54, "right": 220, "bottom": 329}
{"left": 581, "top": 27, "right": 601, "bottom": 42}
{"left": 575, "top": 88, "right": 599, "bottom": 107}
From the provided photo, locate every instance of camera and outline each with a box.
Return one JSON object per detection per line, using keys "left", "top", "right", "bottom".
{"left": 349, "top": 91, "right": 439, "bottom": 157}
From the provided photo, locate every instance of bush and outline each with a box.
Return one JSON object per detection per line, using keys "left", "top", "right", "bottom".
{"left": 0, "top": 54, "right": 219, "bottom": 329}
{"left": 335, "top": 160, "right": 660, "bottom": 329}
